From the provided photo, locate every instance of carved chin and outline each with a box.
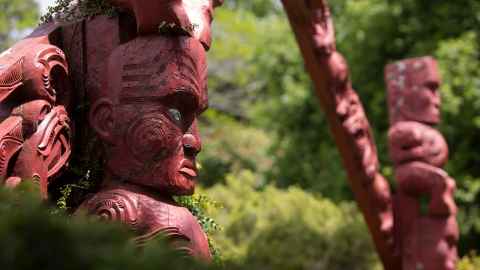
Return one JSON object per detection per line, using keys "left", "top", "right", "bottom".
{"left": 169, "top": 172, "right": 196, "bottom": 195}
{"left": 138, "top": 164, "right": 196, "bottom": 195}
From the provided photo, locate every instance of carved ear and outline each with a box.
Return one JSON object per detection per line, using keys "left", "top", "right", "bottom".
{"left": 90, "top": 98, "right": 115, "bottom": 144}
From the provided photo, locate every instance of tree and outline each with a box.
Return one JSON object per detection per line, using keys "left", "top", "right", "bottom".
{"left": 0, "top": 0, "right": 39, "bottom": 50}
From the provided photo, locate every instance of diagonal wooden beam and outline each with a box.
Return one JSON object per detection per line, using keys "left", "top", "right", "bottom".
{"left": 280, "top": 1, "right": 401, "bottom": 269}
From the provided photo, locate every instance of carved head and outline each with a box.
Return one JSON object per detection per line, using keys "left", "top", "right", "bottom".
{"left": 90, "top": 36, "right": 207, "bottom": 195}
{"left": 109, "top": 0, "right": 223, "bottom": 49}
{"left": 385, "top": 57, "right": 441, "bottom": 125}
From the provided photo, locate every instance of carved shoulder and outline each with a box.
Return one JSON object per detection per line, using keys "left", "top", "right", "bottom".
{"left": 80, "top": 190, "right": 140, "bottom": 230}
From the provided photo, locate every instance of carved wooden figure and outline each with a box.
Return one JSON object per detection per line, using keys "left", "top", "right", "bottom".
{"left": 281, "top": 1, "right": 397, "bottom": 268}
{"left": 0, "top": 24, "right": 72, "bottom": 198}
{"left": 0, "top": 0, "right": 222, "bottom": 261}
{"left": 386, "top": 57, "right": 458, "bottom": 270}
{"left": 282, "top": 1, "right": 458, "bottom": 270}
{"left": 80, "top": 35, "right": 211, "bottom": 261}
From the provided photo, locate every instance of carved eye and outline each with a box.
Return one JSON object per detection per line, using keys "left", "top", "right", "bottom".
{"left": 168, "top": 108, "right": 182, "bottom": 124}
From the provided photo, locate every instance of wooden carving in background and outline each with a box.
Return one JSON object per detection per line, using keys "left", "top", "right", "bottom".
{"left": 282, "top": 1, "right": 458, "bottom": 269}
{"left": 386, "top": 57, "right": 458, "bottom": 270}
{"left": 281, "top": 0, "right": 398, "bottom": 268}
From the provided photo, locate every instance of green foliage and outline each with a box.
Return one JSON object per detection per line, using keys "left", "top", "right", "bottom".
{"left": 204, "top": 170, "right": 381, "bottom": 270}
{"left": 222, "top": 0, "right": 282, "bottom": 17}
{"left": 0, "top": 0, "right": 38, "bottom": 50}
{"left": 175, "top": 193, "right": 223, "bottom": 263}
{"left": 0, "top": 184, "right": 211, "bottom": 270}
{"left": 206, "top": 0, "right": 480, "bottom": 255}
{"left": 458, "top": 253, "right": 480, "bottom": 270}
{"left": 435, "top": 31, "right": 480, "bottom": 254}
{"left": 1, "top": 184, "right": 380, "bottom": 269}
{"left": 198, "top": 110, "right": 272, "bottom": 187}
{"left": 206, "top": 8, "right": 352, "bottom": 201}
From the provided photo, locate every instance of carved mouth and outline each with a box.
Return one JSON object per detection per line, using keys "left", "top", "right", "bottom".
{"left": 179, "top": 159, "right": 198, "bottom": 179}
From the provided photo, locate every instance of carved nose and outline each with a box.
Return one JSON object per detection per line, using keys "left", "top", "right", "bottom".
{"left": 182, "top": 133, "right": 201, "bottom": 157}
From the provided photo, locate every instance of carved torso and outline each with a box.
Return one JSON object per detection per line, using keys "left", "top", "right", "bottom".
{"left": 81, "top": 182, "right": 211, "bottom": 261}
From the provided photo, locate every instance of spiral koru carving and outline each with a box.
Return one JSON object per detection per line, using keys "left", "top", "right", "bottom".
{"left": 0, "top": 116, "right": 23, "bottom": 182}
{"left": 35, "top": 46, "right": 69, "bottom": 101}
{"left": 125, "top": 114, "right": 175, "bottom": 162}
{"left": 0, "top": 57, "right": 24, "bottom": 102}
{"left": 88, "top": 192, "right": 139, "bottom": 229}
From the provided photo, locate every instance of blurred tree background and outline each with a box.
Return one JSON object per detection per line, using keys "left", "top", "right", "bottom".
{"left": 0, "top": 0, "right": 38, "bottom": 50}
{"left": 1, "top": 0, "right": 480, "bottom": 269}
{"left": 201, "top": 0, "right": 480, "bottom": 263}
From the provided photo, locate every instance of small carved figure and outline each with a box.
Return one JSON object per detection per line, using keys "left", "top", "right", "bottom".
{"left": 386, "top": 57, "right": 458, "bottom": 270}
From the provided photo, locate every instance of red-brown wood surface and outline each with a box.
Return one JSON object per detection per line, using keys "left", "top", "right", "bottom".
{"left": 386, "top": 57, "right": 458, "bottom": 270}
{"left": 281, "top": 1, "right": 400, "bottom": 269}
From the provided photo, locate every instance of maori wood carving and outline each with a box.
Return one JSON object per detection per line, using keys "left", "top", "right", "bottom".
{"left": 0, "top": 0, "right": 222, "bottom": 262}
{"left": 0, "top": 23, "right": 72, "bottom": 198}
{"left": 80, "top": 34, "right": 212, "bottom": 261}
{"left": 282, "top": 1, "right": 458, "bottom": 270}
{"left": 386, "top": 57, "right": 458, "bottom": 270}
{"left": 1, "top": 0, "right": 459, "bottom": 267}
{"left": 281, "top": 1, "right": 397, "bottom": 269}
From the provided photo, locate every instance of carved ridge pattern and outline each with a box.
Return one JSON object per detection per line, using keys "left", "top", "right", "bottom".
{"left": 35, "top": 106, "right": 72, "bottom": 178}
{"left": 0, "top": 33, "right": 72, "bottom": 194}
{"left": 0, "top": 57, "right": 24, "bottom": 102}
{"left": 134, "top": 225, "right": 193, "bottom": 258}
{"left": 87, "top": 191, "right": 139, "bottom": 230}
{"left": 125, "top": 113, "right": 171, "bottom": 162}
{"left": 35, "top": 46, "right": 69, "bottom": 101}
{"left": 0, "top": 117, "right": 23, "bottom": 181}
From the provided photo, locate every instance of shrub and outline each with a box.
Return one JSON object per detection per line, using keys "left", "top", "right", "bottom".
{"left": 458, "top": 253, "right": 480, "bottom": 270}
{"left": 204, "top": 170, "right": 381, "bottom": 270}
{"left": 0, "top": 183, "right": 209, "bottom": 270}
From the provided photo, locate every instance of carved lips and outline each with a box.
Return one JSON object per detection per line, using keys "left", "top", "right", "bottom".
{"left": 179, "top": 159, "right": 197, "bottom": 179}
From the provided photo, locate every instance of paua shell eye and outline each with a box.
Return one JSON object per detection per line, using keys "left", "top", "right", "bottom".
{"left": 168, "top": 108, "right": 182, "bottom": 123}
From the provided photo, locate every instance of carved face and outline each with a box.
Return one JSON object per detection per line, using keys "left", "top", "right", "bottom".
{"left": 385, "top": 57, "right": 441, "bottom": 125}
{"left": 336, "top": 89, "right": 379, "bottom": 179}
{"left": 93, "top": 36, "right": 207, "bottom": 195}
